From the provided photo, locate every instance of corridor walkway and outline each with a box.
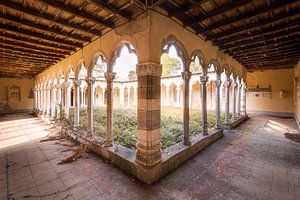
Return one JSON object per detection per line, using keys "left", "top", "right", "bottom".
{"left": 0, "top": 114, "right": 299, "bottom": 200}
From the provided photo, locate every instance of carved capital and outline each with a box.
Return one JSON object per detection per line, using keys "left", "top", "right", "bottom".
{"left": 181, "top": 71, "right": 192, "bottom": 80}
{"left": 200, "top": 75, "right": 209, "bottom": 84}
{"left": 136, "top": 62, "right": 162, "bottom": 77}
{"left": 85, "top": 77, "right": 95, "bottom": 85}
{"left": 104, "top": 72, "right": 116, "bottom": 81}
{"left": 224, "top": 80, "right": 231, "bottom": 88}
{"left": 55, "top": 84, "right": 62, "bottom": 89}
{"left": 73, "top": 79, "right": 81, "bottom": 87}
{"left": 63, "top": 81, "right": 71, "bottom": 88}
{"left": 215, "top": 79, "right": 222, "bottom": 87}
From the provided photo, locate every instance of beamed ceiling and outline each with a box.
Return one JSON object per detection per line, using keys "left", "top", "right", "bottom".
{"left": 0, "top": 0, "right": 299, "bottom": 78}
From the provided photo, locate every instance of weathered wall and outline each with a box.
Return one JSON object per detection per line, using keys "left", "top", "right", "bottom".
{"left": 0, "top": 78, "right": 34, "bottom": 113}
{"left": 246, "top": 69, "right": 294, "bottom": 116}
{"left": 294, "top": 61, "right": 300, "bottom": 122}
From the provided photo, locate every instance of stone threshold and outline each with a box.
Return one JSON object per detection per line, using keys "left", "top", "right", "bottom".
{"left": 223, "top": 115, "right": 248, "bottom": 129}
{"left": 57, "top": 125, "right": 223, "bottom": 184}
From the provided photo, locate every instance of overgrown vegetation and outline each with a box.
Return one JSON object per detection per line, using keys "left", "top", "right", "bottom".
{"left": 69, "top": 107, "right": 225, "bottom": 150}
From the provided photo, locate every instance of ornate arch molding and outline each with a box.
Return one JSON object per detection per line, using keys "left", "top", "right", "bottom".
{"left": 109, "top": 41, "right": 138, "bottom": 72}
{"left": 75, "top": 59, "right": 86, "bottom": 79}
{"left": 190, "top": 49, "right": 207, "bottom": 75}
{"left": 56, "top": 70, "right": 65, "bottom": 83}
{"left": 66, "top": 66, "right": 75, "bottom": 80}
{"left": 208, "top": 58, "right": 223, "bottom": 75}
{"left": 161, "top": 35, "right": 189, "bottom": 69}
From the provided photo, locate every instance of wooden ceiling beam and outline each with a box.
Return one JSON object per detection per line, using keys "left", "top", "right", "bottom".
{"left": 0, "top": 44, "right": 65, "bottom": 59}
{"left": 0, "top": 13, "right": 91, "bottom": 43}
{"left": 0, "top": 0, "right": 100, "bottom": 36}
{"left": 85, "top": 0, "right": 131, "bottom": 20}
{"left": 204, "top": 0, "right": 296, "bottom": 33}
{"left": 0, "top": 57, "right": 54, "bottom": 65}
{"left": 244, "top": 61, "right": 298, "bottom": 69}
{"left": 235, "top": 46, "right": 300, "bottom": 58}
{"left": 39, "top": 0, "right": 114, "bottom": 29}
{"left": 168, "top": 0, "right": 207, "bottom": 17}
{"left": 185, "top": 0, "right": 252, "bottom": 26}
{"left": 0, "top": 38, "right": 71, "bottom": 55}
{"left": 0, "top": 31, "right": 76, "bottom": 51}
{"left": 2, "top": 23, "right": 83, "bottom": 48}
{"left": 208, "top": 7, "right": 300, "bottom": 40}
{"left": 238, "top": 55, "right": 300, "bottom": 64}
{"left": 219, "top": 31, "right": 300, "bottom": 50}
{"left": 0, "top": 49, "right": 59, "bottom": 62}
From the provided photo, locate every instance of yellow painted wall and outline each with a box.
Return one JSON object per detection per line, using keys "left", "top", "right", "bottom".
{"left": 0, "top": 78, "right": 34, "bottom": 113}
{"left": 294, "top": 61, "right": 300, "bottom": 121}
{"left": 246, "top": 69, "right": 294, "bottom": 114}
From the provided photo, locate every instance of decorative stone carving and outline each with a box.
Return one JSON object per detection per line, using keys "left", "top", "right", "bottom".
{"left": 136, "top": 62, "right": 162, "bottom": 77}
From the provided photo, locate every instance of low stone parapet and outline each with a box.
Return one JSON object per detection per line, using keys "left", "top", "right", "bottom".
{"left": 223, "top": 115, "right": 248, "bottom": 130}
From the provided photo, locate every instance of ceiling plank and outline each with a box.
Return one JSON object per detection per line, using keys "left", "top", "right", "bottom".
{"left": 0, "top": 31, "right": 76, "bottom": 51}
{"left": 204, "top": 0, "right": 296, "bottom": 33}
{"left": 2, "top": 23, "right": 83, "bottom": 48}
{"left": 85, "top": 0, "right": 131, "bottom": 20}
{"left": 0, "top": 56, "right": 55, "bottom": 65}
{"left": 234, "top": 46, "right": 300, "bottom": 58}
{"left": 0, "top": 13, "right": 91, "bottom": 43}
{"left": 208, "top": 7, "right": 300, "bottom": 40}
{"left": 185, "top": 0, "right": 252, "bottom": 26}
{"left": 0, "top": 0, "right": 101, "bottom": 36}
{"left": 168, "top": 0, "right": 207, "bottom": 17}
{"left": 0, "top": 49, "right": 59, "bottom": 62}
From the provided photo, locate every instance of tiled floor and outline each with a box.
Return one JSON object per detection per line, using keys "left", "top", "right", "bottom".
{"left": 0, "top": 113, "right": 299, "bottom": 200}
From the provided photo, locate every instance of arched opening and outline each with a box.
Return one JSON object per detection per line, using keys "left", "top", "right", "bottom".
{"left": 160, "top": 44, "right": 184, "bottom": 149}
{"left": 112, "top": 44, "right": 138, "bottom": 149}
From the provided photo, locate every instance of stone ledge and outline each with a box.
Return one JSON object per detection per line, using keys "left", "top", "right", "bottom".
{"left": 60, "top": 126, "right": 223, "bottom": 184}
{"left": 223, "top": 115, "right": 248, "bottom": 130}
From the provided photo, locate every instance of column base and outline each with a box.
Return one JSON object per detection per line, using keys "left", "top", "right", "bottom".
{"left": 136, "top": 144, "right": 162, "bottom": 167}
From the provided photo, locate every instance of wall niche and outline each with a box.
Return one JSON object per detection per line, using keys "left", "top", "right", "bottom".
{"left": 7, "top": 85, "right": 21, "bottom": 102}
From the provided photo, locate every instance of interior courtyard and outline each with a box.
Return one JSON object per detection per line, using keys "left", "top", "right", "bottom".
{"left": 0, "top": 0, "right": 299, "bottom": 199}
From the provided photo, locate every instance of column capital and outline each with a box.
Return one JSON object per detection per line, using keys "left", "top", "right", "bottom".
{"left": 46, "top": 86, "right": 51, "bottom": 90}
{"left": 233, "top": 82, "right": 238, "bottom": 88}
{"left": 73, "top": 79, "right": 81, "bottom": 87}
{"left": 85, "top": 77, "right": 96, "bottom": 85}
{"left": 215, "top": 79, "right": 222, "bottom": 87}
{"left": 181, "top": 71, "right": 192, "bottom": 80}
{"left": 136, "top": 62, "right": 162, "bottom": 77}
{"left": 104, "top": 72, "right": 116, "bottom": 81}
{"left": 224, "top": 80, "right": 231, "bottom": 87}
{"left": 200, "top": 75, "right": 209, "bottom": 84}
{"left": 63, "top": 81, "right": 71, "bottom": 88}
{"left": 55, "top": 84, "right": 62, "bottom": 89}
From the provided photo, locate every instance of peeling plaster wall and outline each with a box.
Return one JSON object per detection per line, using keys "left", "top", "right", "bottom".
{"left": 246, "top": 69, "right": 294, "bottom": 116}
{"left": 0, "top": 78, "right": 34, "bottom": 113}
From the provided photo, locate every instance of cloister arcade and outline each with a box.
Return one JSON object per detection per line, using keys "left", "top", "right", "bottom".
{"left": 34, "top": 37, "right": 247, "bottom": 167}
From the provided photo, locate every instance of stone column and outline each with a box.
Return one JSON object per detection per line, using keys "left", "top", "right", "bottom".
{"left": 242, "top": 84, "right": 247, "bottom": 115}
{"left": 33, "top": 88, "right": 37, "bottom": 112}
{"left": 56, "top": 84, "right": 62, "bottom": 119}
{"left": 104, "top": 72, "right": 116, "bottom": 146}
{"left": 133, "top": 86, "right": 137, "bottom": 106}
{"left": 215, "top": 79, "right": 222, "bottom": 129}
{"left": 38, "top": 88, "right": 41, "bottom": 112}
{"left": 127, "top": 87, "right": 130, "bottom": 106}
{"left": 166, "top": 85, "right": 170, "bottom": 106}
{"left": 86, "top": 77, "right": 95, "bottom": 133}
{"left": 73, "top": 80, "right": 81, "bottom": 128}
{"left": 42, "top": 86, "right": 47, "bottom": 115}
{"left": 232, "top": 79, "right": 237, "bottom": 119}
{"left": 189, "top": 85, "right": 193, "bottom": 108}
{"left": 237, "top": 81, "right": 242, "bottom": 117}
{"left": 119, "top": 86, "right": 124, "bottom": 106}
{"left": 136, "top": 62, "right": 162, "bottom": 167}
{"left": 102, "top": 87, "right": 106, "bottom": 106}
{"left": 176, "top": 84, "right": 181, "bottom": 107}
{"left": 80, "top": 86, "right": 84, "bottom": 106}
{"left": 50, "top": 84, "right": 56, "bottom": 119}
{"left": 64, "top": 82, "right": 71, "bottom": 118}
{"left": 200, "top": 75, "right": 208, "bottom": 135}
{"left": 182, "top": 71, "right": 192, "bottom": 145}
{"left": 224, "top": 79, "right": 231, "bottom": 124}
{"left": 46, "top": 86, "right": 51, "bottom": 116}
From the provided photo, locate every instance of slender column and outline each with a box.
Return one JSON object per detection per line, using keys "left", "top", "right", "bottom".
{"left": 136, "top": 62, "right": 162, "bottom": 167}
{"left": 43, "top": 86, "right": 47, "bottom": 115}
{"left": 50, "top": 84, "right": 56, "bottom": 118}
{"left": 46, "top": 86, "right": 51, "bottom": 116}
{"left": 80, "top": 86, "right": 84, "bottom": 106}
{"left": 37, "top": 88, "right": 41, "bottom": 111}
{"left": 73, "top": 80, "right": 81, "bottom": 128}
{"left": 127, "top": 87, "right": 130, "bottom": 106}
{"left": 189, "top": 85, "right": 192, "bottom": 108}
{"left": 215, "top": 79, "right": 222, "bottom": 129}
{"left": 102, "top": 87, "right": 106, "bottom": 106}
{"left": 182, "top": 71, "right": 192, "bottom": 145}
{"left": 39, "top": 88, "right": 43, "bottom": 113}
{"left": 200, "top": 75, "right": 208, "bottom": 135}
{"left": 133, "top": 86, "right": 137, "bottom": 106}
{"left": 176, "top": 84, "right": 180, "bottom": 107}
{"left": 232, "top": 79, "right": 237, "bottom": 118}
{"left": 224, "top": 78, "right": 231, "bottom": 124}
{"left": 242, "top": 84, "right": 247, "bottom": 115}
{"left": 64, "top": 82, "right": 71, "bottom": 118}
{"left": 86, "top": 77, "right": 95, "bottom": 133}
{"left": 237, "top": 81, "right": 242, "bottom": 117}
{"left": 166, "top": 85, "right": 170, "bottom": 106}
{"left": 104, "top": 72, "right": 116, "bottom": 147}
{"left": 119, "top": 86, "right": 124, "bottom": 106}
{"left": 56, "top": 84, "right": 62, "bottom": 119}
{"left": 33, "top": 88, "right": 37, "bottom": 112}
